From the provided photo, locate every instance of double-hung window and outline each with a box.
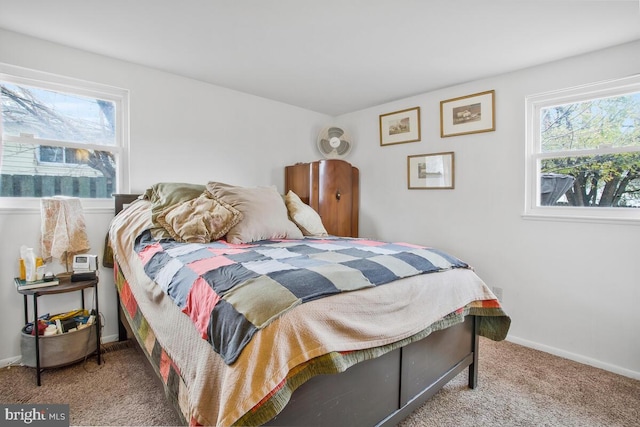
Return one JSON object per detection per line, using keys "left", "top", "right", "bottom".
{"left": 525, "top": 75, "right": 640, "bottom": 223}
{"left": 0, "top": 63, "right": 129, "bottom": 209}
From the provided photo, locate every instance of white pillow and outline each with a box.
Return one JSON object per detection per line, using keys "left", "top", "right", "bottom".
{"left": 285, "top": 190, "right": 328, "bottom": 237}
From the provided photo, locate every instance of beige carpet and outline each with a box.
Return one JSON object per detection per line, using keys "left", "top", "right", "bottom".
{"left": 1, "top": 338, "right": 638, "bottom": 426}
{"left": 399, "top": 338, "right": 640, "bottom": 427}
{"left": 0, "top": 341, "right": 183, "bottom": 426}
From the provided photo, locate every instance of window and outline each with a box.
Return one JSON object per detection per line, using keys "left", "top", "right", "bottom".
{"left": 38, "top": 146, "right": 84, "bottom": 165}
{"left": 525, "top": 75, "right": 640, "bottom": 223}
{"left": 0, "top": 64, "right": 129, "bottom": 207}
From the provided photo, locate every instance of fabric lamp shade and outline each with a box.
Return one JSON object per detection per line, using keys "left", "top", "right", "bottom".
{"left": 40, "top": 196, "right": 91, "bottom": 272}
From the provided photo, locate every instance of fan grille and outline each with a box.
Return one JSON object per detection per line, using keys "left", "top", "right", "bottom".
{"left": 317, "top": 126, "right": 352, "bottom": 159}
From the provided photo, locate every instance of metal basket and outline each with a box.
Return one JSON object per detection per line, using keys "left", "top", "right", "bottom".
{"left": 20, "top": 323, "right": 97, "bottom": 368}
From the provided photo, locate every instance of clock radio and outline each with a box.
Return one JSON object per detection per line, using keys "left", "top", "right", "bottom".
{"left": 72, "top": 254, "right": 98, "bottom": 272}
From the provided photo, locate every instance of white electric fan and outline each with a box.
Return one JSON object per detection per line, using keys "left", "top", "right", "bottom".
{"left": 316, "top": 126, "right": 353, "bottom": 159}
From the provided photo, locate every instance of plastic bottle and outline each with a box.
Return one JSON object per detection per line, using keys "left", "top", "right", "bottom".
{"left": 24, "top": 247, "right": 37, "bottom": 282}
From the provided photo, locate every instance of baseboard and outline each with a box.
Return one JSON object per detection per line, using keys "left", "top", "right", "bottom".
{"left": 102, "top": 333, "right": 119, "bottom": 344}
{"left": 507, "top": 335, "right": 640, "bottom": 380}
{"left": 0, "top": 355, "right": 22, "bottom": 369}
{"left": 0, "top": 333, "right": 121, "bottom": 369}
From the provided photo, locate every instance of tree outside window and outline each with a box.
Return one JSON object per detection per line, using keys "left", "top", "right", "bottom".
{"left": 526, "top": 75, "right": 640, "bottom": 223}
{"left": 540, "top": 94, "right": 640, "bottom": 207}
{"left": 0, "top": 75, "right": 125, "bottom": 199}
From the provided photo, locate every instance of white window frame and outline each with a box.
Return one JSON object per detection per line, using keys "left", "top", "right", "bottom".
{"left": 524, "top": 74, "right": 640, "bottom": 225}
{"left": 0, "top": 63, "right": 129, "bottom": 212}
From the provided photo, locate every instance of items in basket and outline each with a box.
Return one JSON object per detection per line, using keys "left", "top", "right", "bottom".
{"left": 24, "top": 309, "right": 94, "bottom": 336}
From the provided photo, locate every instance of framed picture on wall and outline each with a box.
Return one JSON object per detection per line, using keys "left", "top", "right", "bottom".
{"left": 407, "top": 152, "right": 455, "bottom": 189}
{"left": 379, "top": 106, "right": 421, "bottom": 146}
{"left": 440, "top": 90, "right": 495, "bottom": 137}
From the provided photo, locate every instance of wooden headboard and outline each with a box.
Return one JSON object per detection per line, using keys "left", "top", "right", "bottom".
{"left": 113, "top": 193, "right": 141, "bottom": 215}
{"left": 112, "top": 193, "right": 142, "bottom": 342}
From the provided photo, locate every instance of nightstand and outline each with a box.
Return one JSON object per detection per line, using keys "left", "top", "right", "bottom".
{"left": 16, "top": 278, "right": 101, "bottom": 385}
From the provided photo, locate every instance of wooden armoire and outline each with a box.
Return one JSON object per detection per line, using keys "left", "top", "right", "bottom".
{"left": 285, "top": 159, "right": 359, "bottom": 237}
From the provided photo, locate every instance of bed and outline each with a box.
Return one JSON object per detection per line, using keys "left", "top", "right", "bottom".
{"left": 108, "top": 182, "right": 510, "bottom": 426}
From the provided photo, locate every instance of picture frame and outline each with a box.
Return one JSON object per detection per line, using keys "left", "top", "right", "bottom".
{"left": 379, "top": 106, "right": 421, "bottom": 146}
{"left": 407, "top": 152, "right": 455, "bottom": 189}
{"left": 440, "top": 90, "right": 495, "bottom": 137}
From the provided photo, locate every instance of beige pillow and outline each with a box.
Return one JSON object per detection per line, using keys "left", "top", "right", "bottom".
{"left": 144, "top": 182, "right": 206, "bottom": 224}
{"left": 205, "top": 182, "right": 303, "bottom": 244}
{"left": 285, "top": 190, "right": 328, "bottom": 237}
{"left": 157, "top": 193, "right": 242, "bottom": 243}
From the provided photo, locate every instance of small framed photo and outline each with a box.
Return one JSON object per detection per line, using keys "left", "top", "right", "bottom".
{"left": 407, "top": 152, "right": 455, "bottom": 189}
{"left": 440, "top": 90, "right": 495, "bottom": 137}
{"left": 379, "top": 107, "right": 421, "bottom": 146}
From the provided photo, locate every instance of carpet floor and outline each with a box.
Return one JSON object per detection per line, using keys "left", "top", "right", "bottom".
{"left": 1, "top": 338, "right": 638, "bottom": 426}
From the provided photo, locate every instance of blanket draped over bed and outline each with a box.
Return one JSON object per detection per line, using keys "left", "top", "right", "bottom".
{"left": 134, "top": 229, "right": 471, "bottom": 364}
{"left": 109, "top": 199, "right": 511, "bottom": 426}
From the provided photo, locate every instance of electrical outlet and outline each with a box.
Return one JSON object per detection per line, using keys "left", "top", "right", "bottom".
{"left": 492, "top": 286, "right": 503, "bottom": 301}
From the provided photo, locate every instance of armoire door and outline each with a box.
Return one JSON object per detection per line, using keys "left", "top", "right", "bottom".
{"left": 285, "top": 159, "right": 359, "bottom": 237}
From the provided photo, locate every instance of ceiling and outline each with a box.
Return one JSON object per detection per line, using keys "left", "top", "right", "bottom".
{"left": 0, "top": 1, "right": 639, "bottom": 116}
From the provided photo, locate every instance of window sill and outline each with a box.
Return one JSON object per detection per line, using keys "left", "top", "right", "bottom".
{"left": 522, "top": 208, "right": 640, "bottom": 226}
{"left": 0, "top": 197, "right": 114, "bottom": 214}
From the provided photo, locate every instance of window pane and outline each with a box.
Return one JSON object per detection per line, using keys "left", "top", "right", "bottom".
{"left": 64, "top": 147, "right": 82, "bottom": 164}
{"left": 541, "top": 153, "right": 640, "bottom": 207}
{"left": 1, "top": 82, "right": 116, "bottom": 146}
{"left": 0, "top": 142, "right": 116, "bottom": 198}
{"left": 540, "top": 92, "right": 640, "bottom": 153}
{"left": 39, "top": 146, "right": 64, "bottom": 163}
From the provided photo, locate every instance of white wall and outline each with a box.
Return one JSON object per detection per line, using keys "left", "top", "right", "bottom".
{"left": 0, "top": 29, "right": 327, "bottom": 365}
{"left": 339, "top": 40, "right": 640, "bottom": 379}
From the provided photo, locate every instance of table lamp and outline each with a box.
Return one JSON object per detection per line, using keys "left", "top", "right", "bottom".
{"left": 40, "top": 196, "right": 91, "bottom": 281}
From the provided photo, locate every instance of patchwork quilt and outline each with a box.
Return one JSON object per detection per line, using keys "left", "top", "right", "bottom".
{"left": 134, "top": 230, "right": 470, "bottom": 364}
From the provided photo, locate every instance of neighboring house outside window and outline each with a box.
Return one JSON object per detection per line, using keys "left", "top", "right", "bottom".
{"left": 525, "top": 75, "right": 640, "bottom": 224}
{"left": 0, "top": 63, "right": 129, "bottom": 209}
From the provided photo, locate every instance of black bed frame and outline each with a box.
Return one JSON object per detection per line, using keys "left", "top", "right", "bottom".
{"left": 112, "top": 194, "right": 479, "bottom": 426}
{"left": 267, "top": 317, "right": 478, "bottom": 426}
